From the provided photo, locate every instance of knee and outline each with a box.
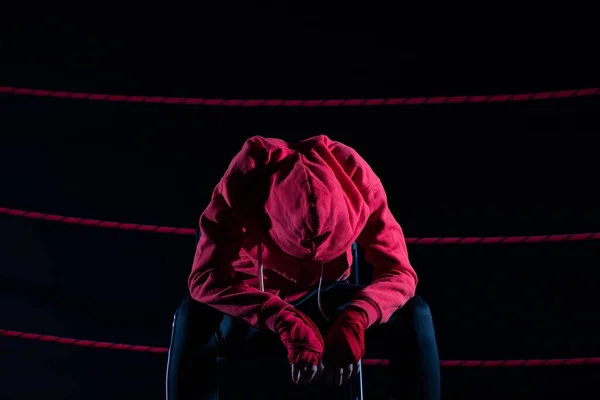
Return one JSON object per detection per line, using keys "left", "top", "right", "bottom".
{"left": 175, "top": 296, "right": 222, "bottom": 327}
{"left": 395, "top": 295, "right": 436, "bottom": 339}
{"left": 176, "top": 296, "right": 194, "bottom": 316}
{"left": 174, "top": 296, "right": 198, "bottom": 322}
{"left": 404, "top": 295, "right": 433, "bottom": 321}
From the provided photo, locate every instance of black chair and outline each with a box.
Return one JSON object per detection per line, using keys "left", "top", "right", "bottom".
{"left": 166, "top": 232, "right": 364, "bottom": 399}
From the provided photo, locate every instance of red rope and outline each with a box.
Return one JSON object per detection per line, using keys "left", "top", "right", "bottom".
{"left": 0, "top": 329, "right": 167, "bottom": 354}
{"left": 405, "top": 233, "right": 600, "bottom": 244}
{"left": 3, "top": 206, "right": 600, "bottom": 244}
{"left": 363, "top": 358, "right": 600, "bottom": 368}
{"left": 0, "top": 207, "right": 196, "bottom": 236}
{"left": 1, "top": 86, "right": 598, "bottom": 107}
{"left": 2, "top": 329, "right": 598, "bottom": 368}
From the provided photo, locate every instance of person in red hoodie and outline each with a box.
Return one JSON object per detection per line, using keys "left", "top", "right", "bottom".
{"left": 166, "top": 135, "right": 440, "bottom": 399}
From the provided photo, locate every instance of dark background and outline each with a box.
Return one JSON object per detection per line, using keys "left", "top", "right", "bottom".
{"left": 1, "top": 3, "right": 599, "bottom": 400}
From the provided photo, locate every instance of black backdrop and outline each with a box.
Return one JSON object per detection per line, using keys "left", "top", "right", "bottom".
{"left": 1, "top": 6, "right": 600, "bottom": 400}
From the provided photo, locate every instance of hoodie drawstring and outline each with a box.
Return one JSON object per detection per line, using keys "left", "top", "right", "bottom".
{"left": 258, "top": 242, "right": 265, "bottom": 292}
{"left": 317, "top": 261, "right": 329, "bottom": 322}
{"left": 257, "top": 242, "right": 329, "bottom": 322}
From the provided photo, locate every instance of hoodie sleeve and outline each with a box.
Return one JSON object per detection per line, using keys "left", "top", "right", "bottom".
{"left": 188, "top": 175, "right": 292, "bottom": 332}
{"left": 350, "top": 180, "right": 418, "bottom": 328}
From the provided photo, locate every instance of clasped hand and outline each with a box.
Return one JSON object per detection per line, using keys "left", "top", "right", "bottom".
{"left": 289, "top": 308, "right": 368, "bottom": 386}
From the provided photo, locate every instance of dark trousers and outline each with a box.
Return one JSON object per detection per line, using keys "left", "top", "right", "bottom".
{"left": 166, "top": 283, "right": 440, "bottom": 399}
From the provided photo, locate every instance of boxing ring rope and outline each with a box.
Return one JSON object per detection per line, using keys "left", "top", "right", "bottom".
{"left": 1, "top": 86, "right": 599, "bottom": 107}
{"left": 3, "top": 206, "right": 600, "bottom": 244}
{"left": 0, "top": 207, "right": 196, "bottom": 236}
{"left": 3, "top": 329, "right": 599, "bottom": 368}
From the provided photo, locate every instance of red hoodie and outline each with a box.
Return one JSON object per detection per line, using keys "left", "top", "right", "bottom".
{"left": 188, "top": 135, "right": 417, "bottom": 331}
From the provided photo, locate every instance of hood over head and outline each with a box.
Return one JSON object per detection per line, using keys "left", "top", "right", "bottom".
{"left": 255, "top": 135, "right": 370, "bottom": 262}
